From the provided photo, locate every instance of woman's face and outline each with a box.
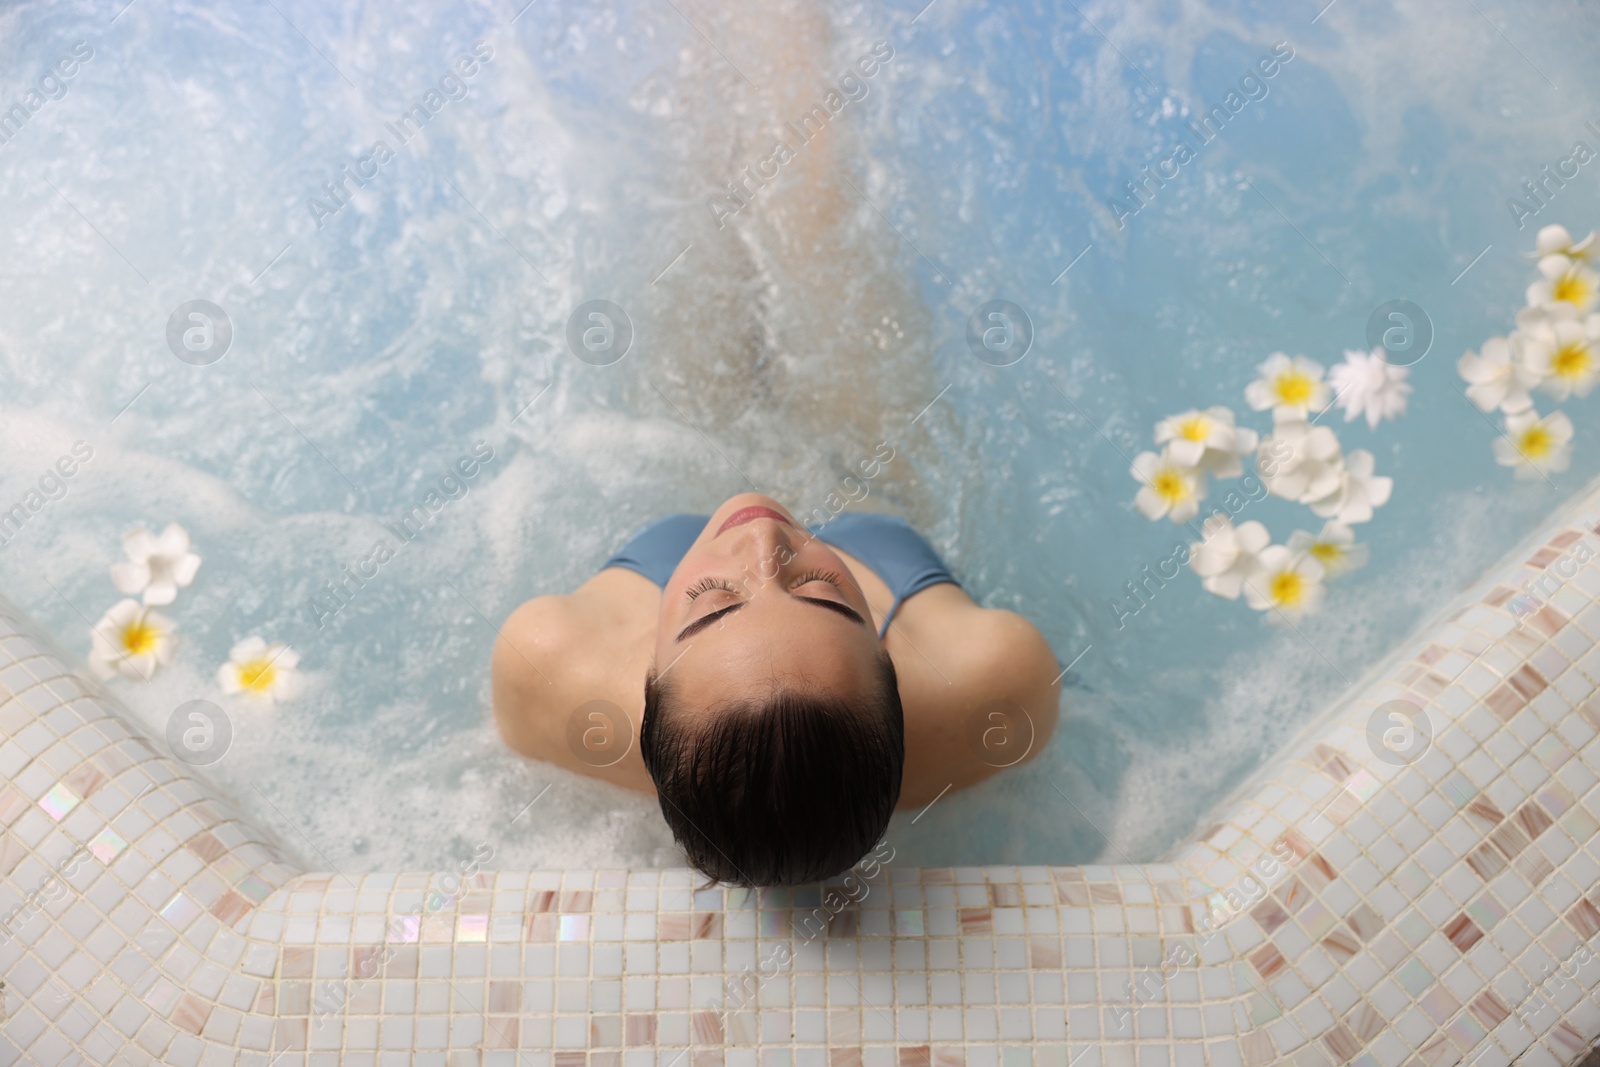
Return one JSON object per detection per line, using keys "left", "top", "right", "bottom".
{"left": 653, "top": 493, "right": 883, "bottom": 710}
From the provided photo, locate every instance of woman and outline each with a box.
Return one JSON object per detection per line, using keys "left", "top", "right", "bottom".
{"left": 492, "top": 492, "right": 1060, "bottom": 886}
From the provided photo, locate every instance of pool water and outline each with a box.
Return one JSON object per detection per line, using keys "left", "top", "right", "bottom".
{"left": 2, "top": 0, "right": 1600, "bottom": 875}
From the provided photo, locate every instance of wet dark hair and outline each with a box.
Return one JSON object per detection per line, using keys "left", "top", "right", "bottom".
{"left": 640, "top": 653, "right": 904, "bottom": 887}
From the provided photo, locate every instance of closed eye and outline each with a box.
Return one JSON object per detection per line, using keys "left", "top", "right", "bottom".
{"left": 686, "top": 577, "right": 739, "bottom": 600}
{"left": 795, "top": 596, "right": 866, "bottom": 626}
{"left": 675, "top": 602, "right": 743, "bottom": 642}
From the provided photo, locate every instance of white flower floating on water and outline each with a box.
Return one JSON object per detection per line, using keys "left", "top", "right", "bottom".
{"left": 1516, "top": 308, "right": 1600, "bottom": 401}
{"left": 1243, "top": 544, "right": 1326, "bottom": 621}
{"left": 1327, "top": 348, "right": 1411, "bottom": 429}
{"left": 1153, "top": 406, "right": 1259, "bottom": 477}
{"left": 1257, "top": 418, "right": 1391, "bottom": 525}
{"left": 1245, "top": 353, "right": 1330, "bottom": 419}
{"left": 1188, "top": 515, "right": 1270, "bottom": 600}
{"left": 1257, "top": 418, "right": 1343, "bottom": 505}
{"left": 1287, "top": 520, "right": 1368, "bottom": 579}
{"left": 217, "top": 637, "right": 304, "bottom": 702}
{"left": 110, "top": 523, "right": 202, "bottom": 606}
{"left": 1534, "top": 224, "right": 1597, "bottom": 262}
{"left": 1310, "top": 449, "right": 1393, "bottom": 526}
{"left": 1459, "top": 336, "right": 1537, "bottom": 414}
{"left": 1137, "top": 337, "right": 1400, "bottom": 615}
{"left": 1526, "top": 255, "right": 1599, "bottom": 314}
{"left": 1462, "top": 226, "right": 1600, "bottom": 478}
{"left": 1494, "top": 408, "right": 1574, "bottom": 479}
{"left": 88, "top": 599, "right": 176, "bottom": 681}
{"left": 1130, "top": 446, "right": 1205, "bottom": 523}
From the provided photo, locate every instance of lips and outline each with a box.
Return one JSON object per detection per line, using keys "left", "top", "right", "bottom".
{"left": 715, "top": 505, "right": 793, "bottom": 536}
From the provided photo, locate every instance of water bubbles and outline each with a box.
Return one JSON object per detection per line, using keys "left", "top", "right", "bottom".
{"left": 565, "top": 300, "right": 633, "bottom": 366}
{"left": 165, "top": 699, "right": 232, "bottom": 766}
{"left": 165, "top": 300, "right": 233, "bottom": 366}
{"left": 874, "top": 314, "right": 907, "bottom": 351}
{"left": 965, "top": 300, "right": 1034, "bottom": 367}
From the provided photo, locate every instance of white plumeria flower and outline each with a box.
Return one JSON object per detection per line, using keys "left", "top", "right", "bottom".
{"left": 1243, "top": 545, "right": 1326, "bottom": 620}
{"left": 1188, "top": 515, "right": 1271, "bottom": 600}
{"left": 1526, "top": 255, "right": 1600, "bottom": 313}
{"left": 1130, "top": 447, "right": 1205, "bottom": 523}
{"left": 1533, "top": 224, "right": 1597, "bottom": 262}
{"left": 88, "top": 599, "right": 176, "bottom": 681}
{"left": 1256, "top": 419, "right": 1344, "bottom": 504}
{"left": 110, "top": 523, "right": 202, "bottom": 606}
{"left": 1309, "top": 449, "right": 1392, "bottom": 525}
{"left": 1153, "top": 406, "right": 1260, "bottom": 477}
{"left": 1245, "top": 353, "right": 1331, "bottom": 419}
{"left": 1287, "top": 521, "right": 1368, "bottom": 579}
{"left": 1515, "top": 307, "right": 1600, "bottom": 400}
{"left": 1327, "top": 348, "right": 1412, "bottom": 429}
{"left": 1494, "top": 408, "right": 1574, "bottom": 479}
{"left": 1458, "top": 336, "right": 1537, "bottom": 414}
{"left": 217, "top": 637, "right": 304, "bottom": 702}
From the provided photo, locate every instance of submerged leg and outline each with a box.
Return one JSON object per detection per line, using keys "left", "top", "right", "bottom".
{"left": 641, "top": 0, "right": 945, "bottom": 526}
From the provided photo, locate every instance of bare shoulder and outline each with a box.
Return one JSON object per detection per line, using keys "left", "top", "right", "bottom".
{"left": 892, "top": 588, "right": 1062, "bottom": 808}
{"left": 896, "top": 587, "right": 1059, "bottom": 699}
{"left": 941, "top": 601, "right": 1061, "bottom": 751}
{"left": 490, "top": 595, "right": 582, "bottom": 759}
{"left": 490, "top": 569, "right": 659, "bottom": 788}
{"left": 962, "top": 606, "right": 1060, "bottom": 691}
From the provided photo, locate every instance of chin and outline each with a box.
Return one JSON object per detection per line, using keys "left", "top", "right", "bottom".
{"left": 716, "top": 491, "right": 786, "bottom": 512}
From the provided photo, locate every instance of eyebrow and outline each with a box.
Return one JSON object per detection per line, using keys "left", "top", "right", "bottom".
{"left": 674, "top": 596, "right": 867, "bottom": 643}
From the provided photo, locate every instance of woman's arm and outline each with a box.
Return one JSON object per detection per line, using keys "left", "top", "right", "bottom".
{"left": 491, "top": 573, "right": 659, "bottom": 792}
{"left": 889, "top": 586, "right": 1063, "bottom": 809}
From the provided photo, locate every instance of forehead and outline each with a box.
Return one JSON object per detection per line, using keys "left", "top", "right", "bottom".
{"left": 665, "top": 601, "right": 879, "bottom": 702}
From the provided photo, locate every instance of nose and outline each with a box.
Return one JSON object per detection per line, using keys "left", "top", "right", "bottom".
{"left": 732, "top": 520, "right": 796, "bottom": 585}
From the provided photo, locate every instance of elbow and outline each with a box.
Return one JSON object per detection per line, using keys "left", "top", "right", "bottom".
{"left": 994, "top": 613, "right": 1063, "bottom": 764}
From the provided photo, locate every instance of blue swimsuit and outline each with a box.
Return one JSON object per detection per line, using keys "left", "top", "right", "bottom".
{"left": 602, "top": 512, "right": 960, "bottom": 638}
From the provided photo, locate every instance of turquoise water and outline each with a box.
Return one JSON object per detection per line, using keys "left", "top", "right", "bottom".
{"left": 2, "top": 0, "right": 1600, "bottom": 873}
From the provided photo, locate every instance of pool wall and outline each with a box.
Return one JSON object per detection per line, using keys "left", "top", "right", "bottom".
{"left": 5, "top": 486, "right": 1600, "bottom": 1065}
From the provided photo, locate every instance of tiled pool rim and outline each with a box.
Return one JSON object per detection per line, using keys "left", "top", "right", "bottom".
{"left": 4, "top": 495, "right": 1600, "bottom": 1067}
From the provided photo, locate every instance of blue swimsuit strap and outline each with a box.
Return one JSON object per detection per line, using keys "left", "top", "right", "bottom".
{"left": 810, "top": 513, "right": 959, "bottom": 637}
{"left": 599, "top": 514, "right": 706, "bottom": 588}
{"left": 600, "top": 512, "right": 960, "bottom": 638}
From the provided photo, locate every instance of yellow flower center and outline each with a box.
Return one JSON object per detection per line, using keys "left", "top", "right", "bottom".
{"left": 1552, "top": 341, "right": 1592, "bottom": 381}
{"left": 121, "top": 620, "right": 158, "bottom": 655}
{"left": 1274, "top": 371, "right": 1314, "bottom": 406}
{"left": 1308, "top": 542, "right": 1344, "bottom": 564}
{"left": 1518, "top": 424, "right": 1554, "bottom": 459}
{"left": 1151, "top": 468, "right": 1190, "bottom": 504}
{"left": 1178, "top": 416, "right": 1211, "bottom": 442}
{"left": 1553, "top": 272, "right": 1593, "bottom": 306}
{"left": 238, "top": 659, "right": 277, "bottom": 693}
{"left": 1270, "top": 570, "right": 1305, "bottom": 606}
